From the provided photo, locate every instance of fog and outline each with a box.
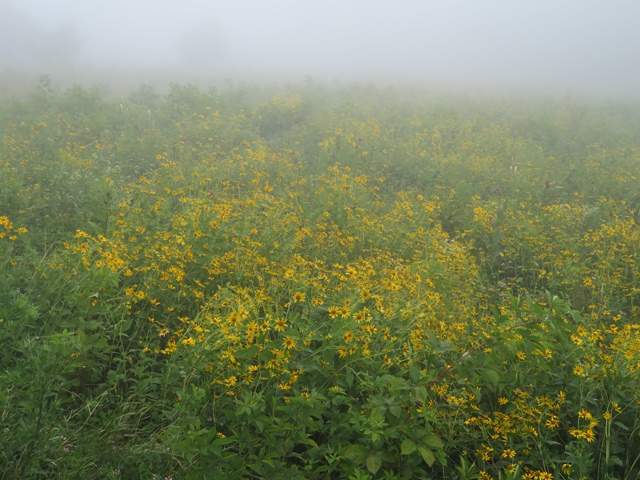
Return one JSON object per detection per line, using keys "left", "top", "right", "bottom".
{"left": 1, "top": 0, "right": 640, "bottom": 96}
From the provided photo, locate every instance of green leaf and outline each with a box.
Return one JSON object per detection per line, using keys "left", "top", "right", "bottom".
{"left": 121, "top": 319, "right": 133, "bottom": 332}
{"left": 303, "top": 438, "right": 319, "bottom": 450}
{"left": 401, "top": 439, "right": 417, "bottom": 455}
{"left": 212, "top": 436, "right": 236, "bottom": 446}
{"left": 344, "top": 444, "right": 368, "bottom": 464}
{"left": 366, "top": 453, "right": 382, "bottom": 474}
{"left": 259, "top": 349, "right": 275, "bottom": 361}
{"left": 417, "top": 445, "right": 435, "bottom": 467}
{"left": 346, "top": 369, "right": 354, "bottom": 387}
{"left": 614, "top": 421, "right": 629, "bottom": 431}
{"left": 371, "top": 409, "right": 385, "bottom": 426}
{"left": 389, "top": 405, "right": 402, "bottom": 418}
{"left": 423, "top": 434, "right": 443, "bottom": 450}
{"left": 471, "top": 387, "right": 482, "bottom": 402}
{"left": 283, "top": 327, "right": 300, "bottom": 338}
{"left": 413, "top": 386, "right": 427, "bottom": 404}
{"left": 607, "top": 456, "right": 623, "bottom": 467}
{"left": 481, "top": 369, "right": 500, "bottom": 387}
{"left": 409, "top": 365, "right": 421, "bottom": 383}
{"left": 234, "top": 345, "right": 260, "bottom": 359}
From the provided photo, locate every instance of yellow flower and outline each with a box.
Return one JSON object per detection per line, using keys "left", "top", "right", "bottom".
{"left": 501, "top": 449, "right": 516, "bottom": 458}
{"left": 328, "top": 306, "right": 339, "bottom": 318}
{"left": 578, "top": 409, "right": 592, "bottom": 420}
{"left": 267, "top": 359, "right": 279, "bottom": 369}
{"left": 293, "top": 292, "right": 305, "bottom": 302}
{"left": 283, "top": 337, "right": 295, "bottom": 349}
{"left": 545, "top": 414, "right": 560, "bottom": 428}
{"left": 583, "top": 429, "right": 595, "bottom": 442}
{"left": 569, "top": 427, "right": 584, "bottom": 438}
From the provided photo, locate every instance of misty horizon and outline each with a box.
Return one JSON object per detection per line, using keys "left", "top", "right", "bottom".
{"left": 1, "top": 0, "right": 639, "bottom": 96}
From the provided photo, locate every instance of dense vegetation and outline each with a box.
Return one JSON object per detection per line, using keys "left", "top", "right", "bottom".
{"left": 1, "top": 76, "right": 640, "bottom": 479}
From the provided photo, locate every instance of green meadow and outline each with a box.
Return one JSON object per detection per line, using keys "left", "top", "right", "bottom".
{"left": 1, "top": 76, "right": 640, "bottom": 479}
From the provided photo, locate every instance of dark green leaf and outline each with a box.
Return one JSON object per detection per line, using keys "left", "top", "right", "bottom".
{"left": 234, "top": 345, "right": 260, "bottom": 359}
{"left": 346, "top": 369, "right": 354, "bottom": 387}
{"left": 417, "top": 446, "right": 435, "bottom": 467}
{"left": 366, "top": 454, "right": 382, "bottom": 474}
{"left": 389, "top": 405, "right": 402, "bottom": 418}
{"left": 423, "top": 434, "right": 443, "bottom": 450}
{"left": 409, "top": 365, "right": 421, "bottom": 383}
{"left": 482, "top": 369, "right": 500, "bottom": 387}
{"left": 344, "top": 444, "right": 368, "bottom": 464}
{"left": 401, "top": 439, "right": 417, "bottom": 455}
{"left": 607, "top": 456, "right": 623, "bottom": 467}
{"left": 413, "top": 386, "right": 427, "bottom": 404}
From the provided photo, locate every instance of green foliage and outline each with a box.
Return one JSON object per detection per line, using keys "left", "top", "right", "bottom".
{"left": 1, "top": 78, "right": 640, "bottom": 479}
{"left": 128, "top": 84, "right": 161, "bottom": 111}
{"left": 253, "top": 92, "right": 312, "bottom": 136}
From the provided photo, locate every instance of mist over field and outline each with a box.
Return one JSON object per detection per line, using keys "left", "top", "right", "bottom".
{"left": 6, "top": 1, "right": 640, "bottom": 478}
{"left": 1, "top": 0, "right": 640, "bottom": 96}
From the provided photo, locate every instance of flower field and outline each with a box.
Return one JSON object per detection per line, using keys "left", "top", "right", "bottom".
{"left": 1, "top": 78, "right": 640, "bottom": 479}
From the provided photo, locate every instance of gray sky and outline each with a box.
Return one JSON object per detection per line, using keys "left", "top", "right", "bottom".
{"left": 2, "top": 0, "right": 640, "bottom": 95}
